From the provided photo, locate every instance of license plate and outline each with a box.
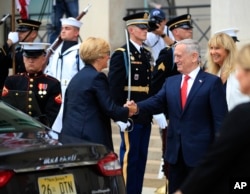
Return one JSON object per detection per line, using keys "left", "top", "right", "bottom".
{"left": 38, "top": 174, "right": 77, "bottom": 194}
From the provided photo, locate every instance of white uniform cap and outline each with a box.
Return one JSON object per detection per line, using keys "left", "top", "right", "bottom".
{"left": 20, "top": 42, "right": 51, "bottom": 57}
{"left": 60, "top": 17, "right": 83, "bottom": 28}
{"left": 20, "top": 42, "right": 51, "bottom": 50}
{"left": 215, "top": 27, "right": 239, "bottom": 42}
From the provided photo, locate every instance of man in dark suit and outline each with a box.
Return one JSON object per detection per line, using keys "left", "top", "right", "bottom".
{"left": 150, "top": 15, "right": 194, "bottom": 190}
{"left": 173, "top": 42, "right": 250, "bottom": 194}
{"left": 108, "top": 12, "right": 153, "bottom": 194}
{"left": 129, "top": 39, "right": 228, "bottom": 193}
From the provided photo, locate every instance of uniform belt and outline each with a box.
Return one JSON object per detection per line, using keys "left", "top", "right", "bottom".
{"left": 124, "top": 86, "right": 149, "bottom": 94}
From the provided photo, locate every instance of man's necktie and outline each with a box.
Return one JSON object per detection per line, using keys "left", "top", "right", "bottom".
{"left": 181, "top": 75, "right": 190, "bottom": 109}
{"left": 140, "top": 47, "right": 146, "bottom": 60}
{"left": 140, "top": 47, "right": 144, "bottom": 53}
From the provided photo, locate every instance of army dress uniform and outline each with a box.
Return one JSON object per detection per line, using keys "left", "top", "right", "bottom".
{"left": 109, "top": 42, "right": 153, "bottom": 194}
{"left": 109, "top": 42, "right": 152, "bottom": 123}
{"left": 2, "top": 72, "right": 61, "bottom": 127}
{"left": 0, "top": 44, "right": 12, "bottom": 89}
{"left": 108, "top": 12, "right": 154, "bottom": 194}
{"left": 15, "top": 19, "right": 42, "bottom": 74}
{"left": 0, "top": 18, "right": 41, "bottom": 79}
{"left": 151, "top": 14, "right": 193, "bottom": 96}
{"left": 151, "top": 45, "right": 179, "bottom": 95}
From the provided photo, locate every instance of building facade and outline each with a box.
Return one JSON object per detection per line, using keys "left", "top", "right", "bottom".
{"left": 0, "top": 0, "right": 249, "bottom": 61}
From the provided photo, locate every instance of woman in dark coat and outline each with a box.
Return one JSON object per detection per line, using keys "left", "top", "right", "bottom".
{"left": 59, "top": 37, "right": 136, "bottom": 151}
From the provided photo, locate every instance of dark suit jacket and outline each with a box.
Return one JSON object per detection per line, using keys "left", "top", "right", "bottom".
{"left": 138, "top": 69, "right": 228, "bottom": 167}
{"left": 180, "top": 102, "right": 250, "bottom": 194}
{"left": 60, "top": 65, "right": 129, "bottom": 151}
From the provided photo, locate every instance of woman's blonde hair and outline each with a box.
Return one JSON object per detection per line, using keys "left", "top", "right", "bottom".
{"left": 206, "top": 33, "right": 237, "bottom": 82}
{"left": 236, "top": 43, "right": 250, "bottom": 70}
{"left": 79, "top": 37, "right": 110, "bottom": 64}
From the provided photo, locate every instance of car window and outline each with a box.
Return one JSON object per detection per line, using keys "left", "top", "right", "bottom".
{"left": 0, "top": 101, "right": 45, "bottom": 133}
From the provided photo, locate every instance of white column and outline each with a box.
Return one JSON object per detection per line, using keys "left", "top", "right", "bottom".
{"left": 211, "top": 0, "right": 250, "bottom": 45}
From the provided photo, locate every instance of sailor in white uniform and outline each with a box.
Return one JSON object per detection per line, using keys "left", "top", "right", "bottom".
{"left": 45, "top": 17, "right": 85, "bottom": 138}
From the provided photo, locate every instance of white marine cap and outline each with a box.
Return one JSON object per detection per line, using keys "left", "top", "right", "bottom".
{"left": 20, "top": 42, "right": 51, "bottom": 57}
{"left": 215, "top": 27, "right": 239, "bottom": 42}
{"left": 60, "top": 17, "right": 83, "bottom": 28}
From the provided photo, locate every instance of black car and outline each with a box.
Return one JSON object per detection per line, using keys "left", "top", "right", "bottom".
{"left": 0, "top": 101, "right": 126, "bottom": 194}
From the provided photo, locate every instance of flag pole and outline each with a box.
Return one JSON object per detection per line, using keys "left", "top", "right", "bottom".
{"left": 11, "top": 0, "right": 16, "bottom": 74}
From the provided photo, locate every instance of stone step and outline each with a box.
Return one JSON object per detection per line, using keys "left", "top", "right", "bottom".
{"left": 143, "top": 178, "right": 167, "bottom": 190}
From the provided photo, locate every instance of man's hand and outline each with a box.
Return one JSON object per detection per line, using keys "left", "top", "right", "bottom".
{"left": 124, "top": 100, "right": 138, "bottom": 116}
{"left": 153, "top": 23, "right": 164, "bottom": 35}
{"left": 151, "top": 23, "right": 175, "bottom": 46}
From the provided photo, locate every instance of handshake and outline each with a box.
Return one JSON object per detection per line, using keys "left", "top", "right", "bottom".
{"left": 116, "top": 100, "right": 137, "bottom": 132}
{"left": 124, "top": 100, "right": 138, "bottom": 117}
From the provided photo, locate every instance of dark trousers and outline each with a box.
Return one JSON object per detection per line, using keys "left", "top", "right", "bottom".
{"left": 168, "top": 149, "right": 194, "bottom": 194}
{"left": 120, "top": 123, "right": 151, "bottom": 194}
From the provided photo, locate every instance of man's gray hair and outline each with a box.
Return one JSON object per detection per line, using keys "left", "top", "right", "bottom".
{"left": 175, "top": 39, "right": 201, "bottom": 64}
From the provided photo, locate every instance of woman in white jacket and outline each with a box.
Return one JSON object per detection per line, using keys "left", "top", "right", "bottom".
{"left": 206, "top": 32, "right": 250, "bottom": 111}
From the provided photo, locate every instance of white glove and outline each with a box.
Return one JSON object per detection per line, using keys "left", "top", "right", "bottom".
{"left": 116, "top": 121, "right": 131, "bottom": 132}
{"left": 48, "top": 130, "right": 59, "bottom": 140}
{"left": 153, "top": 113, "right": 168, "bottom": 129}
{"left": 8, "top": 32, "right": 19, "bottom": 44}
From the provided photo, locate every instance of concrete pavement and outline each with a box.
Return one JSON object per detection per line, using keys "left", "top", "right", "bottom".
{"left": 143, "top": 187, "right": 157, "bottom": 194}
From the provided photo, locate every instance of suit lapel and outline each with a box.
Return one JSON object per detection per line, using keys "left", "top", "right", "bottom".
{"left": 185, "top": 69, "right": 205, "bottom": 109}
{"left": 171, "top": 75, "right": 183, "bottom": 111}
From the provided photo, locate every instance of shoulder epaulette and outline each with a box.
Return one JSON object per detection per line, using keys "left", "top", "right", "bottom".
{"left": 166, "top": 46, "right": 171, "bottom": 50}
{"left": 115, "top": 48, "right": 126, "bottom": 52}
{"left": 113, "top": 48, "right": 129, "bottom": 78}
{"left": 168, "top": 41, "right": 177, "bottom": 48}
{"left": 144, "top": 47, "right": 151, "bottom": 52}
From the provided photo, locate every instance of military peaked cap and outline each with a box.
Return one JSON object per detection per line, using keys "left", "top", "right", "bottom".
{"left": 123, "top": 12, "right": 149, "bottom": 29}
{"left": 167, "top": 14, "right": 193, "bottom": 31}
{"left": 20, "top": 42, "right": 50, "bottom": 58}
{"left": 16, "top": 18, "right": 41, "bottom": 32}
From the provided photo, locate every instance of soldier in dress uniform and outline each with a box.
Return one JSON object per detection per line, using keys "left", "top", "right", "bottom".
{"left": 108, "top": 12, "right": 153, "bottom": 194}
{"left": 0, "top": 19, "right": 41, "bottom": 88}
{"left": 151, "top": 14, "right": 193, "bottom": 95}
{"left": 2, "top": 42, "right": 62, "bottom": 127}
